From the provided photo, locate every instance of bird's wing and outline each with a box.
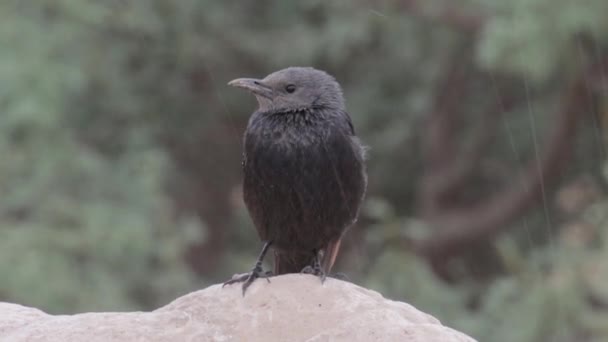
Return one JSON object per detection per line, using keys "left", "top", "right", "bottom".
{"left": 321, "top": 238, "right": 343, "bottom": 275}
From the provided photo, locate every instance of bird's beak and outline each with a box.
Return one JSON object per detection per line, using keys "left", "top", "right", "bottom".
{"left": 228, "top": 78, "right": 273, "bottom": 99}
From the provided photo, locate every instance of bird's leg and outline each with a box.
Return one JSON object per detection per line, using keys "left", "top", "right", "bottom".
{"left": 302, "top": 240, "right": 350, "bottom": 282}
{"left": 223, "top": 241, "right": 273, "bottom": 296}
{"left": 301, "top": 249, "right": 326, "bottom": 283}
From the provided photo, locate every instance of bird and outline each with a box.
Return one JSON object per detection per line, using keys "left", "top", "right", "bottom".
{"left": 224, "top": 67, "right": 367, "bottom": 295}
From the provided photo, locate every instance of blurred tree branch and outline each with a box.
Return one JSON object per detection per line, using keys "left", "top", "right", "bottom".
{"left": 414, "top": 52, "right": 606, "bottom": 279}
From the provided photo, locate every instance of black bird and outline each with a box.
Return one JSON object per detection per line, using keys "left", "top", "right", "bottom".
{"left": 225, "top": 67, "right": 367, "bottom": 294}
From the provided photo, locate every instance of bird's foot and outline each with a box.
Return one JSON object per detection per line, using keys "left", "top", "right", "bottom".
{"left": 301, "top": 256, "right": 326, "bottom": 283}
{"left": 223, "top": 241, "right": 273, "bottom": 296}
{"left": 223, "top": 266, "right": 273, "bottom": 296}
{"left": 301, "top": 265, "right": 324, "bottom": 276}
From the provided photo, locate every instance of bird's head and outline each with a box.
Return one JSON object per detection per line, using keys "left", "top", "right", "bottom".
{"left": 228, "top": 67, "right": 344, "bottom": 113}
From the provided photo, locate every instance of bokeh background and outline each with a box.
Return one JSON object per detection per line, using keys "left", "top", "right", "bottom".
{"left": 2, "top": 1, "right": 608, "bottom": 341}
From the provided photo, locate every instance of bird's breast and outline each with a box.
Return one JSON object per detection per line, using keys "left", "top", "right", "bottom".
{"left": 242, "top": 111, "right": 366, "bottom": 251}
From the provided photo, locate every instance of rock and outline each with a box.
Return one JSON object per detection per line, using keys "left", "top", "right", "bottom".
{"left": 0, "top": 274, "right": 476, "bottom": 341}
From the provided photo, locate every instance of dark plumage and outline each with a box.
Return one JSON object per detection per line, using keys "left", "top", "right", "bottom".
{"left": 224, "top": 67, "right": 367, "bottom": 294}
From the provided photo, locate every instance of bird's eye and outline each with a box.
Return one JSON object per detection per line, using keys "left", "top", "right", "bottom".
{"left": 285, "top": 84, "right": 296, "bottom": 93}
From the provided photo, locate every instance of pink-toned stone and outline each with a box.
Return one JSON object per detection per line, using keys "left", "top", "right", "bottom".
{"left": 0, "top": 274, "right": 476, "bottom": 342}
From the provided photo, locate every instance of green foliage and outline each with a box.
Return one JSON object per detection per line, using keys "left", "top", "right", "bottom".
{"left": 366, "top": 198, "right": 608, "bottom": 341}
{"left": 0, "top": 1, "right": 202, "bottom": 313}
{"left": 477, "top": 0, "right": 608, "bottom": 83}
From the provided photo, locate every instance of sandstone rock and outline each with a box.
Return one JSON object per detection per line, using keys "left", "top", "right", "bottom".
{"left": 0, "top": 274, "right": 476, "bottom": 341}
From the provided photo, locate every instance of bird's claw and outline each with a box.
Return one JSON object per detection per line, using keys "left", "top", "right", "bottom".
{"left": 300, "top": 256, "right": 326, "bottom": 283}
{"left": 300, "top": 266, "right": 350, "bottom": 284}
{"left": 223, "top": 266, "right": 273, "bottom": 296}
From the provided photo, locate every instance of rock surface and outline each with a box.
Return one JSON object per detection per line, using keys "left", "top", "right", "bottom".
{"left": 0, "top": 274, "right": 476, "bottom": 341}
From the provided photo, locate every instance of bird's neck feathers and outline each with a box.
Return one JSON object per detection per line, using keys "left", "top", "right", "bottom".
{"left": 259, "top": 102, "right": 341, "bottom": 118}
{"left": 263, "top": 106, "right": 314, "bottom": 117}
